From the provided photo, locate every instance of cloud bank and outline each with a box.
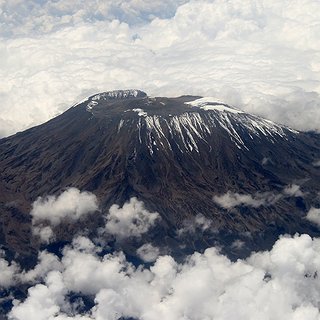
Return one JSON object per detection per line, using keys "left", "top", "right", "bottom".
{"left": 5, "top": 234, "right": 320, "bottom": 320}
{"left": 1, "top": 0, "right": 320, "bottom": 137}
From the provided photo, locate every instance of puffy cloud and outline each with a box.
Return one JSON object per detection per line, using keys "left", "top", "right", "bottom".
{"left": 21, "top": 251, "right": 63, "bottom": 284}
{"left": 10, "top": 271, "right": 67, "bottom": 320}
{"left": 0, "top": 251, "right": 19, "bottom": 288}
{"left": 306, "top": 207, "right": 320, "bottom": 227}
{"left": 30, "top": 188, "right": 98, "bottom": 244}
{"left": 8, "top": 234, "right": 320, "bottom": 320}
{"left": 103, "top": 197, "right": 160, "bottom": 239}
{"left": 283, "top": 184, "right": 304, "bottom": 197}
{"left": 213, "top": 190, "right": 281, "bottom": 209}
{"left": 1, "top": 0, "right": 320, "bottom": 137}
{"left": 136, "top": 243, "right": 160, "bottom": 262}
{"left": 32, "top": 225, "right": 54, "bottom": 244}
{"left": 31, "top": 188, "right": 99, "bottom": 226}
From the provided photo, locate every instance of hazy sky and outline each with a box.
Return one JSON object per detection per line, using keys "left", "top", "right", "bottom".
{"left": 1, "top": 0, "right": 320, "bottom": 137}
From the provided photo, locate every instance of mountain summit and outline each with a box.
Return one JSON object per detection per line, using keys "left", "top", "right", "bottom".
{"left": 1, "top": 90, "right": 320, "bottom": 264}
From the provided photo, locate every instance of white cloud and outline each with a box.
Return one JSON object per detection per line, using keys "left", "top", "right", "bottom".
{"left": 214, "top": 184, "right": 305, "bottom": 209}
{"left": 103, "top": 197, "right": 160, "bottom": 239}
{"left": 306, "top": 207, "right": 320, "bottom": 227}
{"left": 231, "top": 239, "right": 245, "bottom": 250}
{"left": 177, "top": 213, "right": 213, "bottom": 235}
{"left": 0, "top": 251, "right": 19, "bottom": 288}
{"left": 32, "top": 225, "right": 54, "bottom": 244}
{"left": 283, "top": 184, "right": 304, "bottom": 197}
{"left": 10, "top": 271, "right": 67, "bottom": 320}
{"left": 136, "top": 243, "right": 160, "bottom": 262}
{"left": 21, "top": 251, "right": 63, "bottom": 284}
{"left": 313, "top": 160, "right": 320, "bottom": 167}
{"left": 8, "top": 234, "right": 320, "bottom": 320}
{"left": 213, "top": 190, "right": 281, "bottom": 209}
{"left": 1, "top": 0, "right": 320, "bottom": 137}
{"left": 31, "top": 188, "right": 98, "bottom": 226}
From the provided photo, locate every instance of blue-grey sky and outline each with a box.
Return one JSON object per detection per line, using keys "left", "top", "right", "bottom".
{"left": 1, "top": 0, "right": 320, "bottom": 137}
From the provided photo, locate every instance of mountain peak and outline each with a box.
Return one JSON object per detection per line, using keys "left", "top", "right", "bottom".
{"left": 86, "top": 89, "right": 147, "bottom": 110}
{"left": 69, "top": 91, "right": 299, "bottom": 154}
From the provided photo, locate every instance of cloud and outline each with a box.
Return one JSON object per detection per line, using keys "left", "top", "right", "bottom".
{"left": 214, "top": 184, "right": 304, "bottom": 209}
{"left": 32, "top": 225, "right": 54, "bottom": 244}
{"left": 21, "top": 251, "right": 63, "bottom": 284}
{"left": 0, "top": 251, "right": 19, "bottom": 288}
{"left": 231, "top": 239, "right": 245, "bottom": 250}
{"left": 10, "top": 271, "right": 68, "bottom": 320}
{"left": 31, "top": 188, "right": 99, "bottom": 226}
{"left": 306, "top": 207, "right": 320, "bottom": 227}
{"left": 1, "top": 0, "right": 320, "bottom": 137}
{"left": 213, "top": 191, "right": 281, "bottom": 209}
{"left": 177, "top": 213, "right": 213, "bottom": 235}
{"left": 313, "top": 160, "right": 320, "bottom": 167}
{"left": 30, "top": 188, "right": 98, "bottom": 243}
{"left": 136, "top": 243, "right": 160, "bottom": 262}
{"left": 0, "top": 0, "right": 187, "bottom": 37}
{"left": 283, "top": 184, "right": 304, "bottom": 197}
{"left": 8, "top": 234, "right": 320, "bottom": 319}
{"left": 103, "top": 197, "right": 160, "bottom": 239}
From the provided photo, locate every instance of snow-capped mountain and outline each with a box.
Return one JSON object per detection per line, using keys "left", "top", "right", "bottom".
{"left": 1, "top": 90, "right": 320, "bottom": 266}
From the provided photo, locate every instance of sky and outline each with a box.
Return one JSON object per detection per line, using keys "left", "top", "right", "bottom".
{"left": 1, "top": 0, "right": 320, "bottom": 137}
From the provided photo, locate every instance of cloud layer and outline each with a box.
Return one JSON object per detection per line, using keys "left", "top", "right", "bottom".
{"left": 1, "top": 0, "right": 320, "bottom": 137}
{"left": 5, "top": 234, "right": 320, "bottom": 320}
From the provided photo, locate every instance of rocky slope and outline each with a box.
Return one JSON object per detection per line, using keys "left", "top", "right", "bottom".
{"left": 1, "top": 90, "right": 320, "bottom": 265}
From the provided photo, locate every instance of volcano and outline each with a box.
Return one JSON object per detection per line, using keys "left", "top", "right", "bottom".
{"left": 1, "top": 89, "right": 320, "bottom": 265}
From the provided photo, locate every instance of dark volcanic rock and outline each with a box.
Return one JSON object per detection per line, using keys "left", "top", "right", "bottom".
{"left": 1, "top": 89, "right": 320, "bottom": 262}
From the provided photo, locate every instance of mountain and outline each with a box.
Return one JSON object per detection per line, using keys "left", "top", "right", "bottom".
{"left": 1, "top": 89, "right": 320, "bottom": 266}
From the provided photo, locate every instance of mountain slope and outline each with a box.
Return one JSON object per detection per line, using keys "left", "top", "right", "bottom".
{"left": 1, "top": 90, "right": 320, "bottom": 263}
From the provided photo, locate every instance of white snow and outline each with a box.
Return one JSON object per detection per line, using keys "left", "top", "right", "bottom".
{"left": 72, "top": 96, "right": 89, "bottom": 108}
{"left": 85, "top": 93, "right": 298, "bottom": 156}
{"left": 186, "top": 97, "right": 243, "bottom": 114}
{"left": 86, "top": 90, "right": 144, "bottom": 111}
{"left": 133, "top": 108, "right": 298, "bottom": 156}
{"left": 132, "top": 108, "right": 148, "bottom": 117}
{"left": 92, "top": 89, "right": 141, "bottom": 101}
{"left": 86, "top": 100, "right": 98, "bottom": 110}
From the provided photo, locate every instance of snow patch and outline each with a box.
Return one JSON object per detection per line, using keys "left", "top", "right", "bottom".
{"left": 86, "top": 90, "right": 146, "bottom": 111}
{"left": 186, "top": 97, "right": 243, "bottom": 114}
{"left": 132, "top": 108, "right": 148, "bottom": 117}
